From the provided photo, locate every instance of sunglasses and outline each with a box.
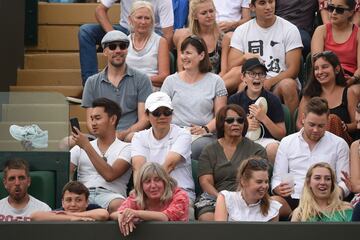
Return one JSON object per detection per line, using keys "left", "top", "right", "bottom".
{"left": 107, "top": 41, "right": 129, "bottom": 50}
{"left": 327, "top": 4, "right": 352, "bottom": 14}
{"left": 312, "top": 50, "right": 336, "bottom": 61}
{"left": 150, "top": 108, "right": 173, "bottom": 117}
{"left": 245, "top": 71, "right": 267, "bottom": 79}
{"left": 224, "top": 116, "right": 245, "bottom": 124}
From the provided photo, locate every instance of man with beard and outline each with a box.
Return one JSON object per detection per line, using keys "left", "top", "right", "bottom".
{"left": 0, "top": 158, "right": 51, "bottom": 221}
{"left": 271, "top": 97, "right": 350, "bottom": 220}
{"left": 82, "top": 30, "right": 152, "bottom": 142}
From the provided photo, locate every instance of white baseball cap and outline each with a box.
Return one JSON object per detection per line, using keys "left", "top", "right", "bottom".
{"left": 145, "top": 92, "right": 173, "bottom": 112}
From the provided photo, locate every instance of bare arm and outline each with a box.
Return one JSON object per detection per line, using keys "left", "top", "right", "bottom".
{"left": 290, "top": 208, "right": 300, "bottom": 222}
{"left": 66, "top": 209, "right": 109, "bottom": 221}
{"left": 117, "top": 102, "right": 149, "bottom": 142}
{"left": 311, "top": 25, "right": 326, "bottom": 55}
{"left": 214, "top": 193, "right": 228, "bottom": 221}
{"left": 217, "top": 7, "right": 251, "bottom": 32}
{"left": 150, "top": 37, "right": 170, "bottom": 88}
{"left": 131, "top": 156, "right": 146, "bottom": 185}
{"left": 296, "top": 96, "right": 309, "bottom": 130}
{"left": 199, "top": 174, "right": 218, "bottom": 197}
{"left": 162, "top": 26, "right": 174, "bottom": 49}
{"left": 219, "top": 32, "right": 232, "bottom": 76}
{"left": 95, "top": 3, "right": 114, "bottom": 32}
{"left": 207, "top": 95, "right": 227, "bottom": 132}
{"left": 70, "top": 163, "right": 76, "bottom": 180}
{"left": 162, "top": 152, "right": 184, "bottom": 174}
{"left": 350, "top": 141, "right": 360, "bottom": 192}
{"left": 228, "top": 48, "right": 260, "bottom": 70}
{"left": 318, "top": 0, "right": 330, "bottom": 25}
{"left": 31, "top": 209, "right": 108, "bottom": 221}
{"left": 249, "top": 104, "right": 286, "bottom": 140}
{"left": 346, "top": 87, "right": 357, "bottom": 132}
{"left": 173, "top": 28, "right": 190, "bottom": 71}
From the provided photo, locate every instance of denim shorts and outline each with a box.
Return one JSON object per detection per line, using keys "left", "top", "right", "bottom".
{"left": 88, "top": 187, "right": 125, "bottom": 209}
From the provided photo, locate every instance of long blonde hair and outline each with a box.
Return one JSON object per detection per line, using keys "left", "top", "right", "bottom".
{"left": 188, "top": 0, "right": 218, "bottom": 35}
{"left": 294, "top": 162, "right": 349, "bottom": 221}
{"left": 134, "top": 162, "right": 177, "bottom": 209}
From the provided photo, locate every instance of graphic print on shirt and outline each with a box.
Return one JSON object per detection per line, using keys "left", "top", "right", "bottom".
{"left": 248, "top": 40, "right": 281, "bottom": 74}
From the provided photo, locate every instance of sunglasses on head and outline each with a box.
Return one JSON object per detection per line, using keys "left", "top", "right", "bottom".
{"left": 150, "top": 108, "right": 173, "bottom": 117}
{"left": 327, "top": 4, "right": 352, "bottom": 14}
{"left": 106, "top": 41, "right": 130, "bottom": 50}
{"left": 224, "top": 116, "right": 245, "bottom": 124}
{"left": 312, "top": 50, "right": 336, "bottom": 61}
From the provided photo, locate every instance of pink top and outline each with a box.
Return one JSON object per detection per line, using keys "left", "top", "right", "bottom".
{"left": 325, "top": 23, "right": 358, "bottom": 75}
{"left": 118, "top": 187, "right": 189, "bottom": 221}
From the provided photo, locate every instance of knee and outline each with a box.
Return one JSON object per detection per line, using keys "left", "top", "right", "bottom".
{"left": 266, "top": 143, "right": 279, "bottom": 164}
{"left": 278, "top": 79, "right": 297, "bottom": 92}
{"left": 108, "top": 198, "right": 124, "bottom": 213}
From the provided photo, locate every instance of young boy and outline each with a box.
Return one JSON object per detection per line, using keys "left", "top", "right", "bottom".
{"left": 31, "top": 181, "right": 109, "bottom": 221}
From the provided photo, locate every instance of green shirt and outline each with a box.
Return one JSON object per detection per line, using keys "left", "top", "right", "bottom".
{"left": 198, "top": 138, "right": 267, "bottom": 192}
{"left": 308, "top": 208, "right": 353, "bottom": 222}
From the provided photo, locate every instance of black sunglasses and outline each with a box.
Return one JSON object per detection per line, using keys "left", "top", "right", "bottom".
{"left": 327, "top": 4, "right": 352, "bottom": 14}
{"left": 107, "top": 41, "right": 129, "bottom": 50}
{"left": 224, "top": 116, "right": 245, "bottom": 124}
{"left": 150, "top": 108, "right": 173, "bottom": 117}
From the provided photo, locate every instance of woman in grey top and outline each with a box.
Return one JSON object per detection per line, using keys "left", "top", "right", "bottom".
{"left": 161, "top": 35, "right": 227, "bottom": 159}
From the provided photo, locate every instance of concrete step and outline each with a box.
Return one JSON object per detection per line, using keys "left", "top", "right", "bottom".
{"left": 26, "top": 25, "right": 79, "bottom": 51}
{"left": 7, "top": 92, "right": 67, "bottom": 104}
{"left": 1, "top": 104, "right": 68, "bottom": 122}
{"left": 9, "top": 86, "right": 83, "bottom": 98}
{"left": 0, "top": 140, "right": 62, "bottom": 152}
{"left": 24, "top": 53, "right": 107, "bottom": 69}
{"left": 38, "top": 2, "right": 120, "bottom": 25}
{"left": 17, "top": 69, "right": 82, "bottom": 86}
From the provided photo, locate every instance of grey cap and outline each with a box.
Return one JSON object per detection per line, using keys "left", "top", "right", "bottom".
{"left": 101, "top": 30, "right": 129, "bottom": 48}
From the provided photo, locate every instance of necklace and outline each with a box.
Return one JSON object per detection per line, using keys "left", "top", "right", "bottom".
{"left": 97, "top": 142, "right": 108, "bottom": 162}
{"left": 132, "top": 33, "right": 150, "bottom": 51}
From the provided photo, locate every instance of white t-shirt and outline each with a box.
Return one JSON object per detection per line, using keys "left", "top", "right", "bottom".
{"left": 0, "top": 196, "right": 51, "bottom": 222}
{"left": 231, "top": 16, "right": 303, "bottom": 87}
{"left": 271, "top": 129, "right": 350, "bottom": 199}
{"left": 131, "top": 124, "right": 195, "bottom": 200}
{"left": 214, "top": 0, "right": 250, "bottom": 22}
{"left": 161, "top": 72, "right": 228, "bottom": 127}
{"left": 101, "top": 0, "right": 174, "bottom": 31}
{"left": 127, "top": 32, "right": 161, "bottom": 78}
{"left": 71, "top": 138, "right": 132, "bottom": 198}
{"left": 220, "top": 190, "right": 281, "bottom": 222}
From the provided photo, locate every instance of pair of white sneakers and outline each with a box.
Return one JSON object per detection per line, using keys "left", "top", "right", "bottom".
{"left": 9, "top": 124, "right": 48, "bottom": 149}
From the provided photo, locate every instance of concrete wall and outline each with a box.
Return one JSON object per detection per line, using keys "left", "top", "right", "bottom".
{"left": 0, "top": 0, "right": 25, "bottom": 91}
{"left": 1, "top": 222, "right": 360, "bottom": 240}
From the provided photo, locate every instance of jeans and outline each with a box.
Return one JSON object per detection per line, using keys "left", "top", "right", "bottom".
{"left": 298, "top": 28, "right": 311, "bottom": 60}
{"left": 78, "top": 24, "right": 129, "bottom": 85}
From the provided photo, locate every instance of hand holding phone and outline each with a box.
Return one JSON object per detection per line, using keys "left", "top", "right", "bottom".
{"left": 70, "top": 117, "right": 80, "bottom": 134}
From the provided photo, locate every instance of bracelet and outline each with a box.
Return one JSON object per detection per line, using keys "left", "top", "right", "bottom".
{"left": 201, "top": 125, "right": 210, "bottom": 133}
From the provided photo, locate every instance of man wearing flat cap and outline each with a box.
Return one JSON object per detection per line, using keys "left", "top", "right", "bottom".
{"left": 82, "top": 30, "right": 152, "bottom": 142}
{"left": 78, "top": 0, "right": 174, "bottom": 86}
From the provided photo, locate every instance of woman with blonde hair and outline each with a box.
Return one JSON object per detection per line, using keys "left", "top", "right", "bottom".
{"left": 126, "top": 1, "right": 170, "bottom": 90}
{"left": 117, "top": 162, "right": 189, "bottom": 236}
{"left": 291, "top": 162, "right": 352, "bottom": 222}
{"left": 214, "top": 157, "right": 281, "bottom": 222}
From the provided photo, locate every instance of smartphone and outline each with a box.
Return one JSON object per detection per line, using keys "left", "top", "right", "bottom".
{"left": 70, "top": 117, "right": 80, "bottom": 133}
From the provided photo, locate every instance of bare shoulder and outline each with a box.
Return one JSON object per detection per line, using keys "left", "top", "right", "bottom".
{"left": 173, "top": 28, "right": 191, "bottom": 46}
